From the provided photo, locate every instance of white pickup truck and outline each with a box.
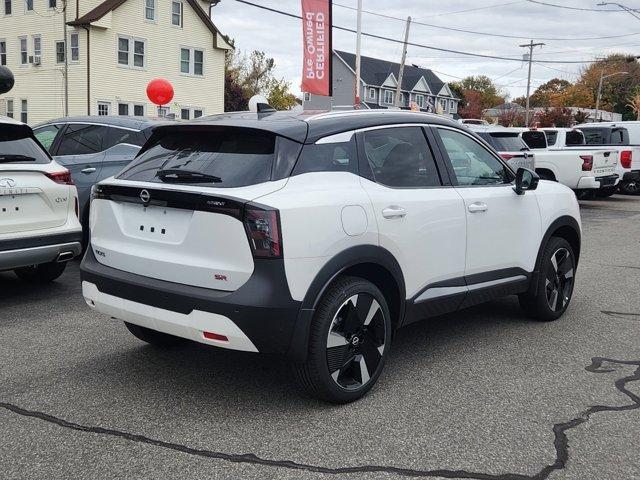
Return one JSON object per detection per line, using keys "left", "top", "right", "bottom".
{"left": 573, "top": 123, "right": 640, "bottom": 195}
{"left": 517, "top": 128, "right": 619, "bottom": 198}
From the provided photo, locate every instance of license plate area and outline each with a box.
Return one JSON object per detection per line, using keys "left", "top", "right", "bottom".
{"left": 119, "top": 202, "right": 193, "bottom": 243}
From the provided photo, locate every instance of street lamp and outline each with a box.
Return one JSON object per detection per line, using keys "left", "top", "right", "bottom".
{"left": 594, "top": 70, "right": 628, "bottom": 122}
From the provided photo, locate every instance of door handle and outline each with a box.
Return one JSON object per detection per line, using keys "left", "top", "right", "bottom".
{"left": 468, "top": 202, "right": 488, "bottom": 213}
{"left": 382, "top": 206, "right": 407, "bottom": 219}
{"left": 81, "top": 167, "right": 96, "bottom": 174}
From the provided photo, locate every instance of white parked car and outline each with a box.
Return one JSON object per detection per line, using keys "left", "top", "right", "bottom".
{"left": 81, "top": 111, "right": 581, "bottom": 403}
{"left": 517, "top": 127, "right": 619, "bottom": 198}
{"left": 0, "top": 116, "right": 82, "bottom": 282}
{"left": 466, "top": 125, "right": 535, "bottom": 171}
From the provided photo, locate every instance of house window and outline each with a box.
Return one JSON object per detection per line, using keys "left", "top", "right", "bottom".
{"left": 180, "top": 108, "right": 189, "bottom": 120}
{"left": 49, "top": 0, "right": 56, "bottom": 7}
{"left": 134, "top": 104, "right": 144, "bottom": 116}
{"left": 32, "top": 35, "right": 41, "bottom": 58}
{"left": 19, "top": 37, "right": 27, "bottom": 65}
{"left": 303, "top": 92, "right": 310, "bottom": 102}
{"left": 70, "top": 32, "right": 79, "bottom": 61}
{"left": 369, "top": 88, "right": 375, "bottom": 99}
{"left": 193, "top": 109, "right": 203, "bottom": 118}
{"left": 97, "top": 102, "right": 110, "bottom": 116}
{"left": 118, "top": 36, "right": 145, "bottom": 68}
{"left": 439, "top": 99, "right": 447, "bottom": 111}
{"left": 55, "top": 41, "right": 64, "bottom": 63}
{"left": 383, "top": 90, "right": 394, "bottom": 104}
{"left": 25, "top": 0, "right": 32, "bottom": 11}
{"left": 4, "top": 0, "right": 11, "bottom": 15}
{"left": 157, "top": 106, "right": 169, "bottom": 117}
{"left": 180, "top": 47, "right": 203, "bottom": 76}
{"left": 416, "top": 94, "right": 424, "bottom": 108}
{"left": 20, "top": 99, "right": 27, "bottom": 123}
{"left": 6, "top": 99, "right": 13, "bottom": 118}
{"left": 171, "top": 1, "right": 182, "bottom": 26}
{"left": 450, "top": 100, "right": 456, "bottom": 112}
{"left": 144, "top": 0, "right": 155, "bottom": 20}
{"left": 399, "top": 93, "right": 404, "bottom": 105}
{"left": 0, "top": 40, "right": 6, "bottom": 66}
{"left": 118, "top": 103, "right": 129, "bottom": 116}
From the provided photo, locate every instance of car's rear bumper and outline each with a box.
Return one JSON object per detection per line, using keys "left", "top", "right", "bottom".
{"left": 80, "top": 247, "right": 304, "bottom": 356}
{"left": 0, "top": 231, "right": 82, "bottom": 270}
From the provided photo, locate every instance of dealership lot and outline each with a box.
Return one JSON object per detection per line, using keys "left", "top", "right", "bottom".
{"left": 1, "top": 196, "right": 639, "bottom": 480}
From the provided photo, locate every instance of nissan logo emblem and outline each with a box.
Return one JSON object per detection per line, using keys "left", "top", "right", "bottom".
{"left": 140, "top": 189, "right": 151, "bottom": 203}
{"left": 0, "top": 178, "right": 16, "bottom": 188}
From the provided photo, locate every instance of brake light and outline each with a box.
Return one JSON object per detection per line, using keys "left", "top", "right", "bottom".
{"left": 500, "top": 153, "right": 515, "bottom": 161}
{"left": 243, "top": 205, "right": 282, "bottom": 258}
{"left": 580, "top": 155, "right": 593, "bottom": 171}
{"left": 45, "top": 170, "right": 74, "bottom": 185}
{"left": 621, "top": 150, "right": 632, "bottom": 169}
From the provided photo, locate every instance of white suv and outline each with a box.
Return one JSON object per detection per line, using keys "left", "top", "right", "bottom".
{"left": 1, "top": 116, "right": 82, "bottom": 282}
{"left": 81, "top": 111, "right": 581, "bottom": 403}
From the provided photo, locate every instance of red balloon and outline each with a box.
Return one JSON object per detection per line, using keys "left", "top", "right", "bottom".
{"left": 146, "top": 78, "right": 174, "bottom": 106}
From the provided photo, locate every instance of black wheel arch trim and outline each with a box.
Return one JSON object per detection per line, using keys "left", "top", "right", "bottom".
{"left": 288, "top": 245, "right": 406, "bottom": 363}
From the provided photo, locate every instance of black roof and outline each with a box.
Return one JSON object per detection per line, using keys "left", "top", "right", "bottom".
{"left": 335, "top": 51, "right": 455, "bottom": 98}
{"left": 152, "top": 110, "right": 464, "bottom": 144}
{"left": 34, "top": 116, "right": 173, "bottom": 131}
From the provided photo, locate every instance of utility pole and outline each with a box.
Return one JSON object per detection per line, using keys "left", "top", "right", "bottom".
{"left": 62, "top": 0, "right": 68, "bottom": 116}
{"left": 353, "top": 0, "right": 362, "bottom": 107}
{"left": 395, "top": 16, "right": 411, "bottom": 108}
{"left": 519, "top": 40, "right": 544, "bottom": 126}
{"left": 595, "top": 70, "right": 628, "bottom": 122}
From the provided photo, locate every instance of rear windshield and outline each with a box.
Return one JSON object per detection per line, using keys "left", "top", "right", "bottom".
{"left": 0, "top": 128, "right": 51, "bottom": 164}
{"left": 118, "top": 128, "right": 302, "bottom": 188}
{"left": 478, "top": 132, "right": 526, "bottom": 152}
{"left": 521, "top": 131, "right": 547, "bottom": 149}
{"left": 543, "top": 130, "right": 558, "bottom": 146}
{"left": 581, "top": 127, "right": 629, "bottom": 145}
{"left": 566, "top": 130, "right": 585, "bottom": 145}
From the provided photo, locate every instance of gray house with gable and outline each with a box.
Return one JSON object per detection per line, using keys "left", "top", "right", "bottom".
{"left": 303, "top": 50, "right": 459, "bottom": 117}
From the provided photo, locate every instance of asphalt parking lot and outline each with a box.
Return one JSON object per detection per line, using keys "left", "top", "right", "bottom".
{"left": 1, "top": 195, "right": 639, "bottom": 480}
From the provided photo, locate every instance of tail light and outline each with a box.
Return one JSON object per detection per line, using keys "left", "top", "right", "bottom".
{"left": 499, "top": 153, "right": 515, "bottom": 161}
{"left": 243, "top": 204, "right": 282, "bottom": 258}
{"left": 45, "top": 170, "right": 74, "bottom": 185}
{"left": 580, "top": 155, "right": 593, "bottom": 171}
{"left": 621, "top": 150, "right": 632, "bottom": 169}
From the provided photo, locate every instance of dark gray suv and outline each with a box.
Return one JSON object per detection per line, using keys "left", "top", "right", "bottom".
{"left": 33, "top": 116, "right": 168, "bottom": 241}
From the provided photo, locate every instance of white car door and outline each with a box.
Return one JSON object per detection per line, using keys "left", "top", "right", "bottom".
{"left": 434, "top": 126, "right": 542, "bottom": 281}
{"left": 358, "top": 125, "right": 467, "bottom": 319}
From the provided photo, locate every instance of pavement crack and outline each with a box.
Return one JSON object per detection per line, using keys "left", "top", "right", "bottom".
{"left": 601, "top": 310, "right": 640, "bottom": 320}
{"left": 1, "top": 357, "right": 639, "bottom": 479}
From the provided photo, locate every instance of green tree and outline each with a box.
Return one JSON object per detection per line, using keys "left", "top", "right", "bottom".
{"left": 268, "top": 78, "right": 299, "bottom": 110}
{"left": 529, "top": 78, "right": 572, "bottom": 107}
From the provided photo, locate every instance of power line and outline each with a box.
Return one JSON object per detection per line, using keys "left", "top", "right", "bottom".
{"left": 424, "top": 1, "right": 526, "bottom": 17}
{"left": 232, "top": 0, "right": 611, "bottom": 65}
{"left": 526, "top": 0, "right": 638, "bottom": 12}
{"left": 332, "top": 2, "right": 640, "bottom": 41}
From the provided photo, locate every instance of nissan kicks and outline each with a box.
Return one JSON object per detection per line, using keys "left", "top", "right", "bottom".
{"left": 81, "top": 110, "right": 581, "bottom": 403}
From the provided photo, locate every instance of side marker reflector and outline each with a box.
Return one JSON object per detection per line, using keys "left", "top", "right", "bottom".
{"left": 203, "top": 331, "right": 229, "bottom": 342}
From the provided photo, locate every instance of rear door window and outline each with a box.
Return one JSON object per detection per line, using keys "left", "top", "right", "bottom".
{"left": 118, "top": 127, "right": 300, "bottom": 188}
{"left": 57, "top": 124, "right": 110, "bottom": 156}
{"left": 362, "top": 127, "right": 441, "bottom": 188}
{"left": 521, "top": 131, "right": 547, "bottom": 149}
{"left": 0, "top": 127, "right": 51, "bottom": 164}
{"left": 565, "top": 130, "right": 585, "bottom": 145}
{"left": 106, "top": 127, "right": 147, "bottom": 149}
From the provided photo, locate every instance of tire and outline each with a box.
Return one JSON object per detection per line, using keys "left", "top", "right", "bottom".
{"left": 596, "top": 186, "right": 616, "bottom": 198}
{"left": 124, "top": 322, "right": 185, "bottom": 347}
{"left": 620, "top": 181, "right": 639, "bottom": 195}
{"left": 292, "top": 276, "right": 392, "bottom": 404}
{"left": 575, "top": 189, "right": 596, "bottom": 200}
{"left": 14, "top": 261, "right": 67, "bottom": 283}
{"left": 519, "top": 237, "right": 576, "bottom": 322}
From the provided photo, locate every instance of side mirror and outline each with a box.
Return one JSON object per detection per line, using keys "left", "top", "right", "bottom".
{"left": 513, "top": 167, "right": 539, "bottom": 195}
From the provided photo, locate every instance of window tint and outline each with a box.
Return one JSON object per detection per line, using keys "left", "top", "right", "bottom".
{"left": 0, "top": 127, "right": 51, "bottom": 164}
{"left": 118, "top": 128, "right": 300, "bottom": 188}
{"left": 57, "top": 124, "right": 109, "bottom": 156}
{"left": 521, "top": 131, "right": 547, "bottom": 149}
{"left": 33, "top": 124, "right": 61, "bottom": 152}
{"left": 438, "top": 128, "right": 513, "bottom": 186}
{"left": 581, "top": 127, "right": 610, "bottom": 145}
{"left": 543, "top": 130, "right": 558, "bottom": 146}
{"left": 363, "top": 127, "right": 441, "bottom": 188}
{"left": 478, "top": 132, "right": 527, "bottom": 152}
{"left": 565, "top": 130, "right": 584, "bottom": 146}
{"left": 106, "top": 128, "right": 146, "bottom": 149}
{"left": 292, "top": 136, "right": 356, "bottom": 176}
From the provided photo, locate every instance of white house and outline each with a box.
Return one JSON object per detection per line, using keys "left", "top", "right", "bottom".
{"left": 0, "top": 0, "right": 232, "bottom": 125}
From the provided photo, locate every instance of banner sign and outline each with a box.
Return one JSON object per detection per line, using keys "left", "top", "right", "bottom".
{"left": 301, "top": 0, "right": 332, "bottom": 97}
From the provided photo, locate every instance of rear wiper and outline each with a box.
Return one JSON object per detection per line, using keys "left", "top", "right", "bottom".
{"left": 0, "top": 154, "right": 36, "bottom": 163}
{"left": 156, "top": 168, "right": 222, "bottom": 183}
